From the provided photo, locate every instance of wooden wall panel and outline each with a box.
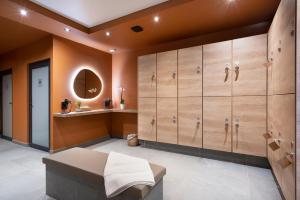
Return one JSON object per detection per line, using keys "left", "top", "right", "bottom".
{"left": 203, "top": 41, "right": 232, "bottom": 97}
{"left": 232, "top": 34, "right": 267, "bottom": 96}
{"left": 157, "top": 50, "right": 177, "bottom": 97}
{"left": 157, "top": 98, "right": 177, "bottom": 144}
{"left": 138, "top": 98, "right": 156, "bottom": 141}
{"left": 203, "top": 97, "right": 231, "bottom": 152}
{"left": 138, "top": 54, "right": 156, "bottom": 98}
{"left": 178, "top": 97, "right": 202, "bottom": 148}
{"left": 233, "top": 96, "right": 266, "bottom": 157}
{"left": 178, "top": 46, "right": 202, "bottom": 97}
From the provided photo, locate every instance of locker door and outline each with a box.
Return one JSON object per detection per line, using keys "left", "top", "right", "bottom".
{"left": 157, "top": 50, "right": 177, "bottom": 97}
{"left": 157, "top": 98, "right": 177, "bottom": 144}
{"left": 203, "top": 41, "right": 232, "bottom": 97}
{"left": 138, "top": 54, "right": 156, "bottom": 98}
{"left": 203, "top": 97, "right": 231, "bottom": 152}
{"left": 178, "top": 97, "right": 202, "bottom": 147}
{"left": 233, "top": 96, "right": 266, "bottom": 156}
{"left": 232, "top": 34, "right": 267, "bottom": 96}
{"left": 138, "top": 98, "right": 156, "bottom": 141}
{"left": 178, "top": 46, "right": 202, "bottom": 97}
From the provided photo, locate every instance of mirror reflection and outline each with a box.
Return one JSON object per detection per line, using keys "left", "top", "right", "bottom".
{"left": 73, "top": 69, "right": 102, "bottom": 99}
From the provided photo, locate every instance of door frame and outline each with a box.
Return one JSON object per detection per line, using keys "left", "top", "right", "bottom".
{"left": 29, "top": 59, "right": 50, "bottom": 152}
{"left": 0, "top": 69, "right": 13, "bottom": 141}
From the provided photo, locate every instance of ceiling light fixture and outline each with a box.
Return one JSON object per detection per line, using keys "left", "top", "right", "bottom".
{"left": 20, "top": 9, "right": 27, "bottom": 16}
{"left": 227, "top": 0, "right": 235, "bottom": 3}
{"left": 64, "top": 27, "right": 71, "bottom": 32}
{"left": 106, "top": 32, "right": 111, "bottom": 36}
{"left": 154, "top": 16, "right": 160, "bottom": 22}
{"left": 109, "top": 49, "right": 116, "bottom": 53}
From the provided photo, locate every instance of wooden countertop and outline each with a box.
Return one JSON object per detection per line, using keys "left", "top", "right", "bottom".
{"left": 53, "top": 109, "right": 137, "bottom": 118}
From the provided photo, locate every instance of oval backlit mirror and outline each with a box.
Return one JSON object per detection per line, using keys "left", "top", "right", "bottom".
{"left": 73, "top": 69, "right": 102, "bottom": 99}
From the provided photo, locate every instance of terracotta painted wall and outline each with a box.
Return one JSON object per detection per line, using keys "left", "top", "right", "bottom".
{"left": 52, "top": 36, "right": 112, "bottom": 150}
{"left": 0, "top": 36, "right": 53, "bottom": 144}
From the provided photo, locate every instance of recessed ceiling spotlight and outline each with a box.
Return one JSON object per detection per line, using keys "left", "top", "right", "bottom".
{"left": 154, "top": 16, "right": 160, "bottom": 22}
{"left": 64, "top": 27, "right": 71, "bottom": 32}
{"left": 106, "top": 32, "right": 111, "bottom": 36}
{"left": 227, "top": 0, "right": 235, "bottom": 3}
{"left": 20, "top": 9, "right": 27, "bottom": 16}
{"left": 109, "top": 49, "right": 116, "bottom": 53}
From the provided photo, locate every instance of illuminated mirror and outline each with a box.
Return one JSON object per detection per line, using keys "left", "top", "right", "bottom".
{"left": 73, "top": 69, "right": 102, "bottom": 99}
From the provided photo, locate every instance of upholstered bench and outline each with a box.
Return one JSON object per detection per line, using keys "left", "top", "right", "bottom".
{"left": 43, "top": 147, "right": 166, "bottom": 200}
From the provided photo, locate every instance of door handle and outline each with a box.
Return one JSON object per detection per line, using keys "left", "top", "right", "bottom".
{"left": 172, "top": 116, "right": 176, "bottom": 123}
{"left": 151, "top": 72, "right": 156, "bottom": 81}
{"left": 9, "top": 102, "right": 12, "bottom": 105}
{"left": 224, "top": 64, "right": 229, "bottom": 82}
{"left": 234, "top": 62, "right": 239, "bottom": 81}
{"left": 196, "top": 66, "right": 201, "bottom": 74}
{"left": 151, "top": 118, "right": 155, "bottom": 125}
{"left": 172, "top": 72, "right": 176, "bottom": 79}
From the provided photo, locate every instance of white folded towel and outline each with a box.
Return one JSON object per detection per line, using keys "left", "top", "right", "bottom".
{"left": 104, "top": 152, "right": 155, "bottom": 198}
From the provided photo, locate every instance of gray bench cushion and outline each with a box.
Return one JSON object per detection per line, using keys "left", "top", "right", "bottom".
{"left": 43, "top": 147, "right": 166, "bottom": 199}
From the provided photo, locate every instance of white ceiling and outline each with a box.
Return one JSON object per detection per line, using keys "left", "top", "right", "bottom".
{"left": 30, "top": 0, "right": 167, "bottom": 27}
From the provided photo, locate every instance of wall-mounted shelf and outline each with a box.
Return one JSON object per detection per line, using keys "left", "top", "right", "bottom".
{"left": 53, "top": 109, "right": 137, "bottom": 118}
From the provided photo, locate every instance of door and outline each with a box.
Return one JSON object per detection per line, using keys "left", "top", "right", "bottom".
{"left": 178, "top": 46, "right": 202, "bottom": 97}
{"left": 232, "top": 34, "right": 267, "bottom": 96}
{"left": 1, "top": 71, "right": 12, "bottom": 140}
{"left": 203, "top": 41, "right": 232, "bottom": 96}
{"left": 138, "top": 54, "right": 156, "bottom": 98}
{"left": 203, "top": 97, "right": 231, "bottom": 152}
{"left": 138, "top": 98, "right": 156, "bottom": 141}
{"left": 233, "top": 96, "right": 266, "bottom": 156}
{"left": 178, "top": 97, "right": 202, "bottom": 147}
{"left": 157, "top": 98, "right": 177, "bottom": 144}
{"left": 157, "top": 50, "right": 177, "bottom": 97}
{"left": 29, "top": 59, "right": 50, "bottom": 151}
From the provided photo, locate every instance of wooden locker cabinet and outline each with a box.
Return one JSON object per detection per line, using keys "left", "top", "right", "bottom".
{"left": 203, "top": 97, "right": 231, "bottom": 152}
{"left": 157, "top": 50, "right": 177, "bottom": 97}
{"left": 232, "top": 96, "right": 267, "bottom": 157}
{"left": 232, "top": 34, "right": 267, "bottom": 96}
{"left": 178, "top": 97, "right": 202, "bottom": 148}
{"left": 157, "top": 98, "right": 177, "bottom": 144}
{"left": 178, "top": 46, "right": 202, "bottom": 97}
{"left": 269, "top": 0, "right": 295, "bottom": 95}
{"left": 138, "top": 98, "right": 156, "bottom": 141}
{"left": 138, "top": 54, "right": 157, "bottom": 98}
{"left": 203, "top": 41, "right": 232, "bottom": 97}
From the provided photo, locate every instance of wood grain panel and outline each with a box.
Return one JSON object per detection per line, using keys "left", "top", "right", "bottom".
{"left": 233, "top": 96, "right": 267, "bottom": 157}
{"left": 178, "top": 97, "right": 202, "bottom": 147}
{"left": 232, "top": 34, "right": 267, "bottom": 96}
{"left": 157, "top": 98, "right": 177, "bottom": 144}
{"left": 157, "top": 50, "right": 177, "bottom": 97}
{"left": 178, "top": 46, "right": 202, "bottom": 97}
{"left": 138, "top": 54, "right": 157, "bottom": 98}
{"left": 270, "top": 0, "right": 296, "bottom": 95}
{"left": 203, "top": 97, "right": 231, "bottom": 152}
{"left": 138, "top": 98, "right": 156, "bottom": 141}
{"left": 203, "top": 41, "right": 232, "bottom": 96}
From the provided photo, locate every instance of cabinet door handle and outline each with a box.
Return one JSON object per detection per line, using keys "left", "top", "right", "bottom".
{"left": 172, "top": 116, "right": 176, "bottom": 123}
{"left": 234, "top": 64, "right": 239, "bottom": 81}
{"left": 197, "top": 66, "right": 201, "bottom": 74}
{"left": 151, "top": 118, "right": 155, "bottom": 125}
{"left": 151, "top": 72, "right": 156, "bottom": 81}
{"left": 172, "top": 72, "right": 176, "bottom": 79}
{"left": 224, "top": 64, "right": 229, "bottom": 82}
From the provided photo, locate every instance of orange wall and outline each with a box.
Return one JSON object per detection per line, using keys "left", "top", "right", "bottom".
{"left": 52, "top": 36, "right": 112, "bottom": 150}
{"left": 112, "top": 22, "right": 270, "bottom": 109}
{"left": 0, "top": 36, "right": 53, "bottom": 144}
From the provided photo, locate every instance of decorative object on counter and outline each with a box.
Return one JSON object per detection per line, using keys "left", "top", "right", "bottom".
{"left": 104, "top": 98, "right": 112, "bottom": 109}
{"left": 75, "top": 100, "right": 81, "bottom": 112}
{"left": 61, "top": 99, "right": 72, "bottom": 114}
{"left": 72, "top": 67, "right": 103, "bottom": 100}
{"left": 127, "top": 134, "right": 138, "bottom": 146}
{"left": 119, "top": 87, "right": 125, "bottom": 110}
{"left": 78, "top": 105, "right": 91, "bottom": 111}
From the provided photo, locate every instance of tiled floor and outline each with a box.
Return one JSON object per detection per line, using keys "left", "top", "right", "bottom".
{"left": 0, "top": 138, "right": 282, "bottom": 200}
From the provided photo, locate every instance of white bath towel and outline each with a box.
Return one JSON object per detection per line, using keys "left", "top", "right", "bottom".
{"left": 104, "top": 152, "right": 155, "bottom": 198}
